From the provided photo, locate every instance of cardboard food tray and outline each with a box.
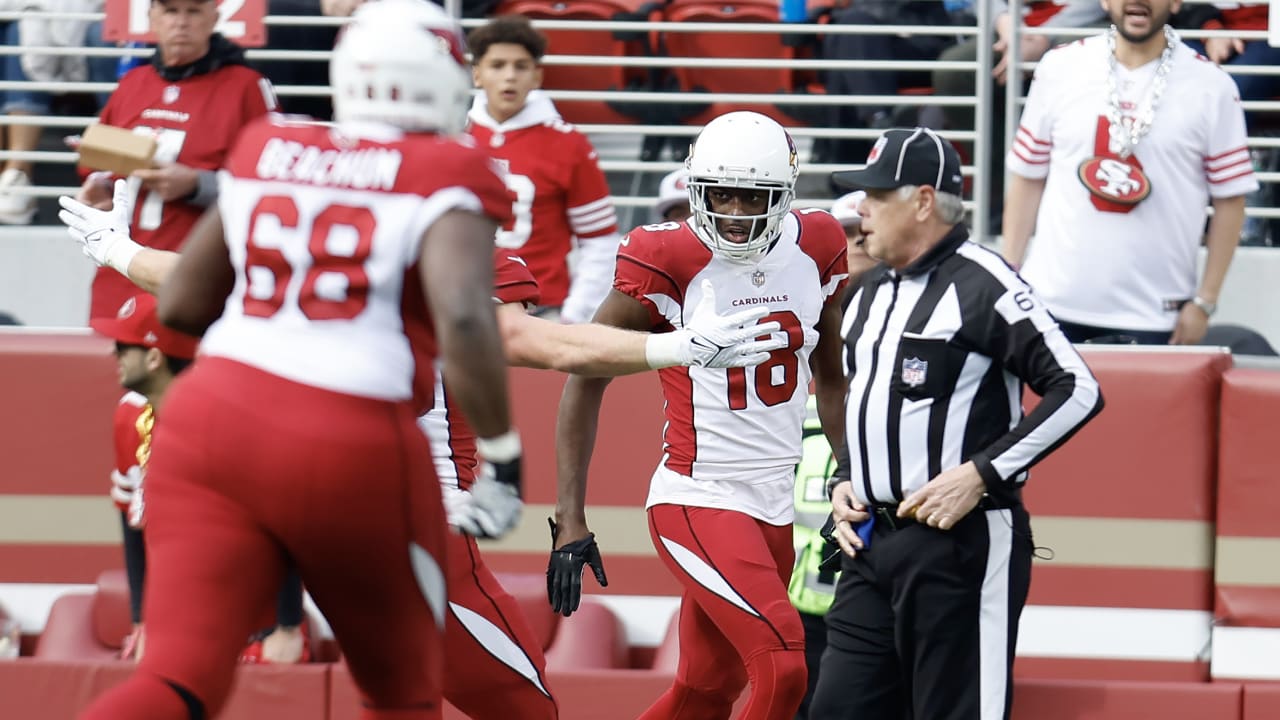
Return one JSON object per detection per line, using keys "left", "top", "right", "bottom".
{"left": 77, "top": 124, "right": 156, "bottom": 175}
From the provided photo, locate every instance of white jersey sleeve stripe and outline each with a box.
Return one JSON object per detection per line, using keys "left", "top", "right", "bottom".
{"left": 567, "top": 197, "right": 613, "bottom": 216}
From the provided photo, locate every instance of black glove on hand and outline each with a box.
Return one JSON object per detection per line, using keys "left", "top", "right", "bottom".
{"left": 546, "top": 518, "right": 608, "bottom": 617}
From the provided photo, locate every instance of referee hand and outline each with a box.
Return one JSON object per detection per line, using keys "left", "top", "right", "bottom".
{"left": 900, "top": 461, "right": 986, "bottom": 531}
{"left": 829, "top": 481, "right": 870, "bottom": 558}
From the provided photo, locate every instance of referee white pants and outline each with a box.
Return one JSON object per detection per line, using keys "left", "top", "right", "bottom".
{"left": 808, "top": 505, "right": 1033, "bottom": 720}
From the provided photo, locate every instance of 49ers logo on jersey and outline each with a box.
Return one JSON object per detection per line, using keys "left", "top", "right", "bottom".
{"left": 1079, "top": 116, "right": 1152, "bottom": 213}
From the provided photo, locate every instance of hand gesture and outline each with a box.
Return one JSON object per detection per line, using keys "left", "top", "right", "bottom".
{"left": 898, "top": 461, "right": 986, "bottom": 531}
{"left": 1170, "top": 301, "right": 1210, "bottom": 345}
{"left": 684, "top": 279, "right": 784, "bottom": 368}
{"left": 547, "top": 518, "right": 608, "bottom": 617}
{"left": 131, "top": 163, "right": 199, "bottom": 202}
{"left": 58, "top": 178, "right": 142, "bottom": 272}
{"left": 828, "top": 480, "right": 871, "bottom": 558}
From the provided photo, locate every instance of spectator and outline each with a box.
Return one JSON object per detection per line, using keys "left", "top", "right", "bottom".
{"left": 1003, "top": 3, "right": 1257, "bottom": 345}
{"left": 932, "top": 0, "right": 1106, "bottom": 233}
{"left": 0, "top": 2, "right": 115, "bottom": 224}
{"left": 829, "top": 190, "right": 878, "bottom": 280}
{"left": 812, "top": 125, "right": 1103, "bottom": 720}
{"left": 466, "top": 15, "right": 623, "bottom": 323}
{"left": 653, "top": 168, "right": 690, "bottom": 223}
{"left": 813, "top": 1, "right": 961, "bottom": 167}
{"left": 76, "top": 0, "right": 275, "bottom": 322}
{"left": 550, "top": 111, "right": 850, "bottom": 720}
{"left": 90, "top": 292, "right": 200, "bottom": 661}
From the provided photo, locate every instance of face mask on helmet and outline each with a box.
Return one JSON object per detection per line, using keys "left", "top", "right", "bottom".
{"left": 685, "top": 112, "right": 799, "bottom": 261}
{"left": 330, "top": 0, "right": 472, "bottom": 135}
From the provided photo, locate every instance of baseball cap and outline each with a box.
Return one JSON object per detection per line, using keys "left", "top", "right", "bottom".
{"left": 91, "top": 294, "right": 201, "bottom": 360}
{"left": 655, "top": 168, "right": 690, "bottom": 218}
{"left": 831, "top": 127, "right": 963, "bottom": 196}
{"left": 830, "top": 191, "right": 865, "bottom": 228}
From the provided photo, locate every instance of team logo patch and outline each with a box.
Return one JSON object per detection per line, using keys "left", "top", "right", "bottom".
{"left": 752, "top": 270, "right": 766, "bottom": 287}
{"left": 117, "top": 297, "right": 137, "bottom": 319}
{"left": 162, "top": 85, "right": 179, "bottom": 104}
{"left": 901, "top": 357, "right": 928, "bottom": 387}
{"left": 867, "top": 136, "right": 888, "bottom": 165}
{"left": 1077, "top": 156, "right": 1151, "bottom": 206}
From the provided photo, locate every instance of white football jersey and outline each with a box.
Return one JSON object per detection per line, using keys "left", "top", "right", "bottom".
{"left": 202, "top": 116, "right": 513, "bottom": 401}
{"left": 1008, "top": 34, "right": 1257, "bottom": 331}
{"left": 615, "top": 211, "right": 848, "bottom": 524}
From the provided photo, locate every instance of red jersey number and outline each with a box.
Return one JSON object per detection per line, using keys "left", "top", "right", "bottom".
{"left": 727, "top": 310, "right": 804, "bottom": 410}
{"left": 243, "top": 196, "right": 374, "bottom": 321}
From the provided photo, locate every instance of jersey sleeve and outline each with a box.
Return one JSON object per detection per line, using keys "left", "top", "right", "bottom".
{"left": 1007, "top": 44, "right": 1064, "bottom": 179}
{"left": 239, "top": 71, "right": 279, "bottom": 123}
{"left": 404, "top": 144, "right": 517, "bottom": 267}
{"left": 111, "top": 395, "right": 146, "bottom": 511}
{"left": 564, "top": 134, "right": 618, "bottom": 240}
{"left": 614, "top": 228, "right": 685, "bottom": 329}
{"left": 799, "top": 210, "right": 851, "bottom": 300}
{"left": 492, "top": 250, "right": 541, "bottom": 307}
{"left": 1202, "top": 67, "right": 1258, "bottom": 199}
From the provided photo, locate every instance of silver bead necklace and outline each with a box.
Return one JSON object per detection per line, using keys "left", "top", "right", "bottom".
{"left": 1105, "top": 24, "right": 1178, "bottom": 159}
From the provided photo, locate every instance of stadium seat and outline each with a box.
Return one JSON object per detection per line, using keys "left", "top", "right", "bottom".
{"left": 544, "top": 597, "right": 629, "bottom": 670}
{"left": 493, "top": 572, "right": 560, "bottom": 651}
{"left": 490, "top": 0, "right": 666, "bottom": 126}
{"left": 649, "top": 609, "right": 680, "bottom": 674}
{"left": 34, "top": 570, "right": 130, "bottom": 661}
{"left": 658, "top": 0, "right": 825, "bottom": 127}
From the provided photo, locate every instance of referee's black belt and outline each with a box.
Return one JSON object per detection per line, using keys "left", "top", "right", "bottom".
{"left": 872, "top": 495, "right": 1015, "bottom": 532}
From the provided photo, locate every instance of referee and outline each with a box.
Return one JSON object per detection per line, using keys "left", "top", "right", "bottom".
{"left": 809, "top": 127, "right": 1104, "bottom": 720}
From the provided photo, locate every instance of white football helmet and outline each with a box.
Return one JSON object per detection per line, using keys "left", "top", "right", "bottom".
{"left": 685, "top": 112, "right": 799, "bottom": 261}
{"left": 330, "top": 0, "right": 472, "bottom": 134}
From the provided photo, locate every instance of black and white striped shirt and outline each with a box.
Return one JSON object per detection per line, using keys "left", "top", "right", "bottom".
{"left": 837, "top": 225, "right": 1103, "bottom": 507}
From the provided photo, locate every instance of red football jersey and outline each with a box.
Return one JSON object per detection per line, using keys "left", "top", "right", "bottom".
{"left": 89, "top": 63, "right": 276, "bottom": 320}
{"left": 422, "top": 250, "right": 539, "bottom": 492}
{"left": 468, "top": 117, "right": 616, "bottom": 307}
{"left": 110, "top": 391, "right": 149, "bottom": 512}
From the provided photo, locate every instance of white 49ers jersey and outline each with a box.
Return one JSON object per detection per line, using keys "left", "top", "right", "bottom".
{"left": 202, "top": 116, "right": 513, "bottom": 401}
{"left": 615, "top": 210, "right": 848, "bottom": 524}
{"left": 1007, "top": 35, "right": 1257, "bottom": 331}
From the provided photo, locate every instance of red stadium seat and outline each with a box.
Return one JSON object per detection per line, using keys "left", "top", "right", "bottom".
{"left": 493, "top": 572, "right": 560, "bottom": 651}
{"left": 489, "top": 0, "right": 665, "bottom": 126}
{"left": 544, "top": 598, "right": 629, "bottom": 670}
{"left": 34, "top": 570, "right": 130, "bottom": 661}
{"left": 659, "top": 0, "right": 824, "bottom": 127}
{"left": 649, "top": 609, "right": 680, "bottom": 674}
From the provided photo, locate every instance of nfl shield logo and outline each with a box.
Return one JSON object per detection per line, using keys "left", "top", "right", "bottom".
{"left": 752, "top": 270, "right": 766, "bottom": 287}
{"left": 162, "top": 85, "right": 179, "bottom": 104}
{"left": 901, "top": 357, "right": 928, "bottom": 387}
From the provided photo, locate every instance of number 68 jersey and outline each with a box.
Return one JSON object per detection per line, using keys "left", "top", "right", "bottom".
{"left": 615, "top": 211, "right": 847, "bottom": 524}
{"left": 202, "top": 116, "right": 514, "bottom": 402}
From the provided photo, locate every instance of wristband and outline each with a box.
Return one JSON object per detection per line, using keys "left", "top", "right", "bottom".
{"left": 103, "top": 230, "right": 144, "bottom": 275}
{"left": 643, "top": 330, "right": 687, "bottom": 369}
{"left": 476, "top": 430, "right": 522, "bottom": 464}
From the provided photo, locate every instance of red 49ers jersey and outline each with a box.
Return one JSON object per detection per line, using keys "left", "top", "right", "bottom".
{"left": 468, "top": 103, "right": 617, "bottom": 307}
{"left": 90, "top": 63, "right": 276, "bottom": 320}
{"left": 420, "top": 251, "right": 540, "bottom": 493}
{"left": 202, "top": 116, "right": 514, "bottom": 402}
{"left": 615, "top": 212, "right": 848, "bottom": 524}
{"left": 110, "top": 391, "right": 148, "bottom": 512}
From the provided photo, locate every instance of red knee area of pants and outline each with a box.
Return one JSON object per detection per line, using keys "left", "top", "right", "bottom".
{"left": 638, "top": 681, "right": 740, "bottom": 720}
{"left": 78, "top": 671, "right": 196, "bottom": 720}
{"left": 442, "top": 532, "right": 555, "bottom": 719}
{"left": 741, "top": 648, "right": 808, "bottom": 716}
{"left": 359, "top": 708, "right": 443, "bottom": 720}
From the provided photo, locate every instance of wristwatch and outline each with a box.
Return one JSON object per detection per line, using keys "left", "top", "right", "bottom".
{"left": 1190, "top": 296, "right": 1217, "bottom": 318}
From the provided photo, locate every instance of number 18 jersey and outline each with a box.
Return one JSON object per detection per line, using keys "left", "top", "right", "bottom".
{"left": 615, "top": 211, "right": 847, "bottom": 523}
{"left": 203, "top": 116, "right": 514, "bottom": 402}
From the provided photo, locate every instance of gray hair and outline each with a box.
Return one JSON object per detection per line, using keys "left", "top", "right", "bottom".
{"left": 894, "top": 185, "right": 965, "bottom": 225}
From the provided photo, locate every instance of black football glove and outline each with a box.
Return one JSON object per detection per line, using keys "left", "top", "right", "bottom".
{"left": 546, "top": 518, "right": 608, "bottom": 617}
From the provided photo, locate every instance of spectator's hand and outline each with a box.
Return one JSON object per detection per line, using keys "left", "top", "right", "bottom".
{"left": 683, "top": 279, "right": 785, "bottom": 368}
{"left": 132, "top": 163, "right": 199, "bottom": 202}
{"left": 75, "top": 171, "right": 114, "bottom": 210}
{"left": 321, "top": 0, "right": 365, "bottom": 16}
{"left": 58, "top": 179, "right": 144, "bottom": 274}
{"left": 899, "top": 461, "right": 986, "bottom": 531}
{"left": 991, "top": 12, "right": 1050, "bottom": 86}
{"left": 1204, "top": 36, "right": 1245, "bottom": 65}
{"left": 1170, "top": 302, "right": 1210, "bottom": 345}
{"left": 547, "top": 518, "right": 608, "bottom": 616}
{"left": 451, "top": 434, "right": 523, "bottom": 538}
{"left": 829, "top": 480, "right": 870, "bottom": 558}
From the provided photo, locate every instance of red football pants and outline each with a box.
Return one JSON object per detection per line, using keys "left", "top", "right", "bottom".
{"left": 443, "top": 532, "right": 557, "bottom": 719}
{"left": 80, "top": 358, "right": 448, "bottom": 720}
{"left": 639, "top": 504, "right": 808, "bottom": 720}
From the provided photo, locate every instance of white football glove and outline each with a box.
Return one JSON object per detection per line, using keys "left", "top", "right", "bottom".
{"left": 451, "top": 432, "right": 523, "bottom": 539}
{"left": 58, "top": 178, "right": 143, "bottom": 274}
{"left": 645, "top": 279, "right": 786, "bottom": 369}
{"left": 110, "top": 465, "right": 142, "bottom": 507}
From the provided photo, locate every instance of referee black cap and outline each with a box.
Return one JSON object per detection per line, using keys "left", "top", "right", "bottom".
{"left": 832, "top": 127, "right": 963, "bottom": 196}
